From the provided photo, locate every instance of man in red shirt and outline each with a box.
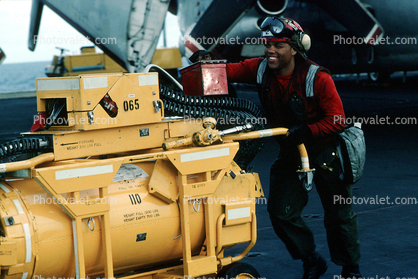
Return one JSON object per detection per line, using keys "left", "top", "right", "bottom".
{"left": 225, "top": 17, "right": 361, "bottom": 279}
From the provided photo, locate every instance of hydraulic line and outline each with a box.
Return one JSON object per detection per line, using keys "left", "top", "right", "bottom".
{"left": 0, "top": 137, "right": 50, "bottom": 161}
{"left": 159, "top": 85, "right": 265, "bottom": 169}
{"left": 0, "top": 136, "right": 50, "bottom": 181}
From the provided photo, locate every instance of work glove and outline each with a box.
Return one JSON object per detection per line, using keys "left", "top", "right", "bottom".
{"left": 285, "top": 125, "right": 313, "bottom": 145}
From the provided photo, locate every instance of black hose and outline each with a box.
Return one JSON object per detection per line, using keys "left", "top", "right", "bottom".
{"left": 0, "top": 137, "right": 50, "bottom": 162}
{"left": 159, "top": 85, "right": 265, "bottom": 170}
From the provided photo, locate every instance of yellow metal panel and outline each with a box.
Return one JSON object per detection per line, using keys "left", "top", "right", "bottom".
{"left": 165, "top": 119, "right": 203, "bottom": 138}
{"left": 51, "top": 124, "right": 169, "bottom": 160}
{"left": 47, "top": 48, "right": 127, "bottom": 77}
{"left": 103, "top": 54, "right": 127, "bottom": 72}
{"left": 70, "top": 54, "right": 103, "bottom": 69}
{"left": 5, "top": 262, "right": 32, "bottom": 275}
{"left": 96, "top": 73, "right": 161, "bottom": 128}
{"left": 0, "top": 242, "right": 17, "bottom": 265}
{"left": 166, "top": 143, "right": 239, "bottom": 175}
{"left": 151, "top": 48, "right": 183, "bottom": 69}
{"left": 213, "top": 171, "right": 264, "bottom": 202}
{"left": 252, "top": 172, "right": 264, "bottom": 198}
{"left": 36, "top": 76, "right": 80, "bottom": 93}
{"left": 182, "top": 179, "right": 223, "bottom": 199}
{"left": 221, "top": 223, "right": 252, "bottom": 246}
{"left": 204, "top": 196, "right": 216, "bottom": 258}
{"left": 78, "top": 73, "right": 121, "bottom": 111}
{"left": 184, "top": 255, "right": 218, "bottom": 277}
{"left": 81, "top": 46, "right": 95, "bottom": 53}
{"left": 36, "top": 77, "right": 79, "bottom": 111}
{"left": 224, "top": 202, "right": 254, "bottom": 226}
{"left": 39, "top": 73, "right": 161, "bottom": 131}
{"left": 5, "top": 215, "right": 27, "bottom": 225}
{"left": 34, "top": 160, "right": 122, "bottom": 194}
{"left": 66, "top": 202, "right": 110, "bottom": 218}
{"left": 148, "top": 159, "right": 178, "bottom": 203}
{"left": 36, "top": 73, "right": 162, "bottom": 131}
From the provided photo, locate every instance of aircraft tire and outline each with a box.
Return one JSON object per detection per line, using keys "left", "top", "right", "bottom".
{"left": 218, "top": 262, "right": 261, "bottom": 279}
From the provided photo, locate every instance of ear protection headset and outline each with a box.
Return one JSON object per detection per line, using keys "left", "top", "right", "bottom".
{"left": 260, "top": 16, "right": 311, "bottom": 58}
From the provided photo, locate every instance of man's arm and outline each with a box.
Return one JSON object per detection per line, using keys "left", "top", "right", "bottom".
{"left": 225, "top": 58, "right": 262, "bottom": 84}
{"left": 308, "top": 72, "right": 345, "bottom": 138}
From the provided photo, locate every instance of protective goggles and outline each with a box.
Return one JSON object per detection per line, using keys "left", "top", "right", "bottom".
{"left": 260, "top": 17, "right": 295, "bottom": 39}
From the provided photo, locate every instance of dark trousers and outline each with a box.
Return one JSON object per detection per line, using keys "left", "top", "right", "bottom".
{"left": 267, "top": 145, "right": 361, "bottom": 266}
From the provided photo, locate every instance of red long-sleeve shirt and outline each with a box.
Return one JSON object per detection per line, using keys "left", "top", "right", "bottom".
{"left": 226, "top": 57, "right": 345, "bottom": 140}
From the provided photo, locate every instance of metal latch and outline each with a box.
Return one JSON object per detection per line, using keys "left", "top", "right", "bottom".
{"left": 88, "top": 111, "right": 94, "bottom": 124}
{"left": 153, "top": 100, "right": 160, "bottom": 113}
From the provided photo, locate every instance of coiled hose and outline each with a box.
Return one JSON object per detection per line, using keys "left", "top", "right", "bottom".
{"left": 159, "top": 85, "right": 265, "bottom": 170}
{"left": 0, "top": 137, "right": 49, "bottom": 164}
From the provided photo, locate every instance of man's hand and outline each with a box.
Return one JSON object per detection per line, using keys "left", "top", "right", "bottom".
{"left": 285, "top": 125, "right": 313, "bottom": 144}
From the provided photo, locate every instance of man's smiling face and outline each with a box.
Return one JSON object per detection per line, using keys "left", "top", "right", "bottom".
{"left": 264, "top": 41, "right": 297, "bottom": 75}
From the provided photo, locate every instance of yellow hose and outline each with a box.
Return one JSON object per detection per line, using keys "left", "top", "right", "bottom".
{"left": 0, "top": 153, "right": 55, "bottom": 173}
{"left": 223, "top": 128, "right": 310, "bottom": 170}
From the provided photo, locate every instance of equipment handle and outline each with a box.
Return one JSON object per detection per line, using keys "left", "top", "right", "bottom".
{"left": 162, "top": 137, "right": 193, "bottom": 150}
{"left": 222, "top": 127, "right": 288, "bottom": 141}
{"left": 223, "top": 127, "right": 310, "bottom": 171}
{"left": 0, "top": 153, "right": 55, "bottom": 173}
